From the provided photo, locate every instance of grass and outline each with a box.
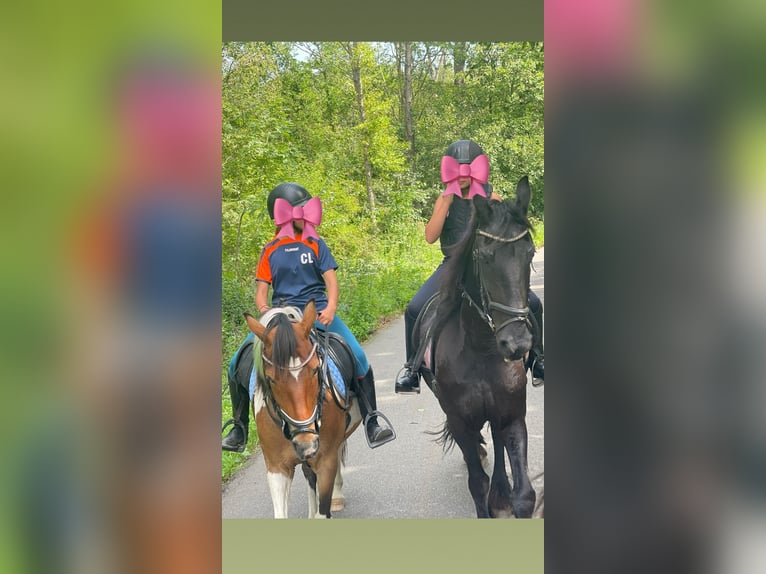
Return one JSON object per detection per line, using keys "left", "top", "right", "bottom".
{"left": 531, "top": 217, "right": 545, "bottom": 249}
{"left": 221, "top": 388, "right": 259, "bottom": 481}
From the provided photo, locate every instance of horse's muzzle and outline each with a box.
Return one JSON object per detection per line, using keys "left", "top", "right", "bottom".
{"left": 496, "top": 328, "right": 533, "bottom": 362}
{"left": 293, "top": 436, "right": 319, "bottom": 461}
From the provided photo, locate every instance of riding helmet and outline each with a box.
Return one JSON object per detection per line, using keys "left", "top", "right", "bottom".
{"left": 267, "top": 182, "right": 312, "bottom": 220}
{"left": 444, "top": 139, "right": 485, "bottom": 164}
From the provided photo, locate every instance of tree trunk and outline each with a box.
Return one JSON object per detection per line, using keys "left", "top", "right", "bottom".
{"left": 348, "top": 42, "right": 375, "bottom": 217}
{"left": 453, "top": 42, "right": 467, "bottom": 85}
{"left": 403, "top": 41, "right": 415, "bottom": 172}
{"left": 234, "top": 203, "right": 246, "bottom": 281}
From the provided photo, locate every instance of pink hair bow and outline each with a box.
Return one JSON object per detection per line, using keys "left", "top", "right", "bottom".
{"left": 274, "top": 197, "right": 323, "bottom": 241}
{"left": 440, "top": 154, "right": 490, "bottom": 198}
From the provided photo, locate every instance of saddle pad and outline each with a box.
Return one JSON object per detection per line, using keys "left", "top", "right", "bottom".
{"left": 326, "top": 356, "right": 347, "bottom": 400}
{"left": 423, "top": 341, "right": 433, "bottom": 372}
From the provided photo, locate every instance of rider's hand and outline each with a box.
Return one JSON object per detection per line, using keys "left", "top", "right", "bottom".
{"left": 318, "top": 304, "right": 336, "bottom": 326}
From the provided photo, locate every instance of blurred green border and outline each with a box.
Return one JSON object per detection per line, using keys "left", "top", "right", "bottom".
{"left": 224, "top": 520, "right": 544, "bottom": 571}
{"left": 222, "top": 0, "right": 543, "bottom": 572}
{"left": 223, "top": 0, "right": 543, "bottom": 41}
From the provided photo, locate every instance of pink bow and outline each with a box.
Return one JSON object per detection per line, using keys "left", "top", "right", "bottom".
{"left": 440, "top": 154, "right": 490, "bottom": 198}
{"left": 274, "top": 197, "right": 323, "bottom": 241}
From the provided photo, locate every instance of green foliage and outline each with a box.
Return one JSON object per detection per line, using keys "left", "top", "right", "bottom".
{"left": 221, "top": 42, "right": 544, "bottom": 481}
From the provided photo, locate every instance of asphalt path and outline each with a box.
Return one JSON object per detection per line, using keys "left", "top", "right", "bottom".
{"left": 222, "top": 248, "right": 544, "bottom": 518}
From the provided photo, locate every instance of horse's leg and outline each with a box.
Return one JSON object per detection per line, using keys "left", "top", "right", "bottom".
{"left": 488, "top": 424, "right": 514, "bottom": 518}
{"left": 266, "top": 468, "right": 295, "bottom": 519}
{"left": 331, "top": 443, "right": 345, "bottom": 512}
{"left": 301, "top": 462, "right": 319, "bottom": 518}
{"left": 504, "top": 417, "right": 536, "bottom": 518}
{"left": 449, "top": 418, "right": 491, "bottom": 518}
{"left": 314, "top": 455, "right": 340, "bottom": 518}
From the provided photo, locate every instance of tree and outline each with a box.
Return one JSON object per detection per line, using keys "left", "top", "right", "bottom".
{"left": 345, "top": 42, "right": 376, "bottom": 216}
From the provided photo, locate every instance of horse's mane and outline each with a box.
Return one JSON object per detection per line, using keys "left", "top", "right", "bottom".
{"left": 435, "top": 199, "right": 532, "bottom": 323}
{"left": 260, "top": 306, "right": 304, "bottom": 379}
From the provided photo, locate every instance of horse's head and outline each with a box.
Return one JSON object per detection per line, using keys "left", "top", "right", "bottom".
{"left": 245, "top": 301, "right": 322, "bottom": 461}
{"left": 471, "top": 177, "right": 536, "bottom": 361}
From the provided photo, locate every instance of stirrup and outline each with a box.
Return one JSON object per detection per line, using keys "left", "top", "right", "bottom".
{"left": 363, "top": 411, "right": 396, "bottom": 449}
{"left": 395, "top": 366, "right": 421, "bottom": 394}
{"left": 526, "top": 355, "right": 544, "bottom": 388}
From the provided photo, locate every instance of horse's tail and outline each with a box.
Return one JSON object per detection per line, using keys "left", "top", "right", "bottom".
{"left": 427, "top": 422, "right": 456, "bottom": 454}
{"left": 339, "top": 441, "right": 347, "bottom": 465}
{"left": 427, "top": 421, "right": 488, "bottom": 455}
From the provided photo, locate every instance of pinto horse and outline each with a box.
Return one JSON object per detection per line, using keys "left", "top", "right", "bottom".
{"left": 244, "top": 302, "right": 361, "bottom": 518}
{"left": 425, "top": 177, "right": 538, "bottom": 518}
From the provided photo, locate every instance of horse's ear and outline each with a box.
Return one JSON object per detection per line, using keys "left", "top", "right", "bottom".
{"left": 244, "top": 312, "right": 269, "bottom": 342}
{"left": 301, "top": 300, "right": 317, "bottom": 337}
{"left": 514, "top": 176, "right": 531, "bottom": 215}
{"left": 473, "top": 195, "right": 492, "bottom": 225}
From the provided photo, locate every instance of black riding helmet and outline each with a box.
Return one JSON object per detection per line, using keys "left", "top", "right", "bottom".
{"left": 267, "top": 182, "right": 312, "bottom": 220}
{"left": 445, "top": 139, "right": 484, "bottom": 164}
{"left": 444, "top": 140, "right": 493, "bottom": 196}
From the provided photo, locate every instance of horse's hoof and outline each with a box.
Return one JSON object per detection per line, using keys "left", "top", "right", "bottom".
{"left": 331, "top": 498, "right": 345, "bottom": 512}
{"left": 490, "top": 507, "right": 514, "bottom": 519}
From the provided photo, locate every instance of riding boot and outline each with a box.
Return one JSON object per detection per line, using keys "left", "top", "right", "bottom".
{"left": 395, "top": 364, "right": 421, "bottom": 394}
{"left": 222, "top": 376, "right": 249, "bottom": 452}
{"left": 395, "top": 306, "right": 421, "bottom": 394}
{"left": 529, "top": 297, "right": 544, "bottom": 385}
{"left": 356, "top": 367, "right": 395, "bottom": 448}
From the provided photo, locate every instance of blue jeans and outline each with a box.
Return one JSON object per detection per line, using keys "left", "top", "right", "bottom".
{"left": 321, "top": 315, "right": 369, "bottom": 377}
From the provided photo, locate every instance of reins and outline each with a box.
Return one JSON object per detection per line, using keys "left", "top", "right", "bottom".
{"left": 463, "top": 227, "right": 532, "bottom": 334}
{"left": 260, "top": 325, "right": 351, "bottom": 442}
{"left": 261, "top": 340, "right": 324, "bottom": 441}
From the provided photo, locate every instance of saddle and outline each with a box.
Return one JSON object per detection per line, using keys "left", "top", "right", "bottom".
{"left": 410, "top": 293, "right": 542, "bottom": 390}
{"left": 409, "top": 293, "right": 441, "bottom": 393}
{"left": 312, "top": 327, "right": 357, "bottom": 410}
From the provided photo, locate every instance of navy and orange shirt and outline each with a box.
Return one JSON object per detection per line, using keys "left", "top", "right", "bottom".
{"left": 255, "top": 233, "right": 338, "bottom": 311}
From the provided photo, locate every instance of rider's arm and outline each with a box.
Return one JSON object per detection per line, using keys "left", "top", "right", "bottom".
{"left": 425, "top": 194, "right": 454, "bottom": 244}
{"left": 318, "top": 269, "right": 338, "bottom": 326}
{"left": 255, "top": 280, "right": 270, "bottom": 314}
{"left": 490, "top": 191, "right": 502, "bottom": 201}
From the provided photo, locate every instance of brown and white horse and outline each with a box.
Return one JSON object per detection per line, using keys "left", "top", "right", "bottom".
{"left": 244, "top": 301, "right": 361, "bottom": 518}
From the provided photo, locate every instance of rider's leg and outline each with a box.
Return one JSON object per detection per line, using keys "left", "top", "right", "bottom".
{"left": 356, "top": 366, "right": 395, "bottom": 447}
{"left": 324, "top": 315, "right": 394, "bottom": 447}
{"left": 528, "top": 290, "right": 544, "bottom": 381}
{"left": 396, "top": 262, "right": 446, "bottom": 394}
{"left": 222, "top": 333, "right": 255, "bottom": 452}
{"left": 323, "top": 314, "right": 368, "bottom": 377}
{"left": 222, "top": 375, "right": 249, "bottom": 451}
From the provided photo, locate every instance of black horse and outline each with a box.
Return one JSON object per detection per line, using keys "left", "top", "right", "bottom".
{"left": 424, "top": 177, "right": 537, "bottom": 518}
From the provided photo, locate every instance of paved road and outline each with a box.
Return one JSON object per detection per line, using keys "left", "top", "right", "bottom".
{"left": 222, "top": 248, "right": 544, "bottom": 518}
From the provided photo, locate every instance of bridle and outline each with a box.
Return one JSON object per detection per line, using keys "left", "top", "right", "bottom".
{"left": 462, "top": 227, "right": 533, "bottom": 333}
{"left": 260, "top": 342, "right": 325, "bottom": 441}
